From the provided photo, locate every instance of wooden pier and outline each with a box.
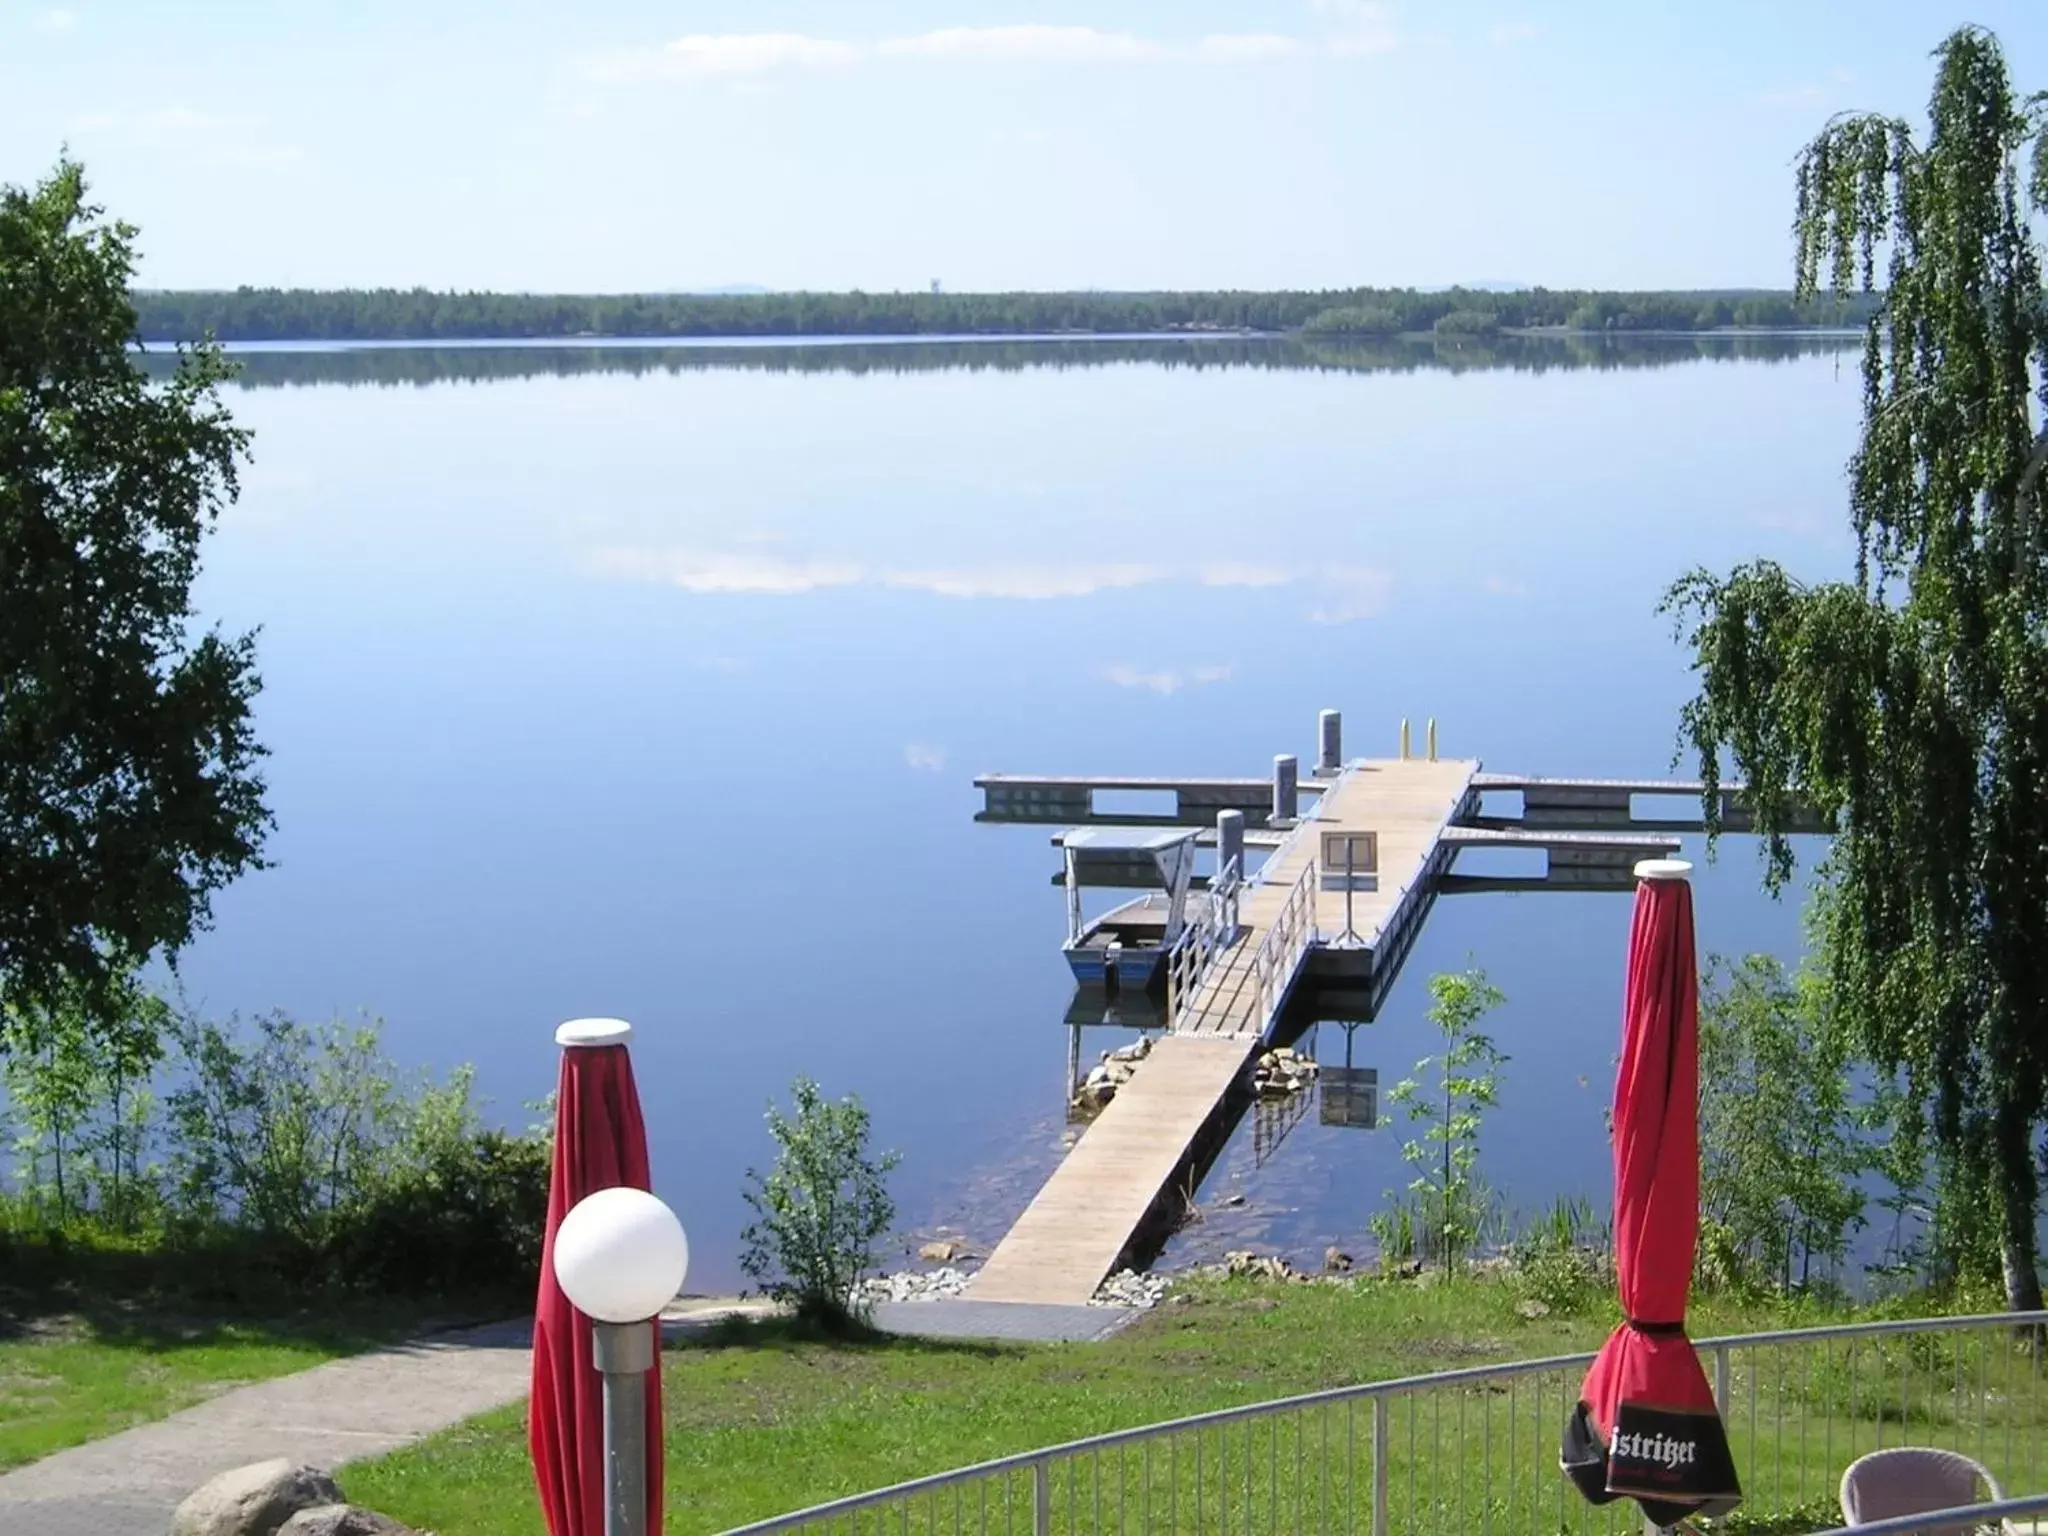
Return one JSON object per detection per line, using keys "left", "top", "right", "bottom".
{"left": 971, "top": 754, "right": 1483, "bottom": 1303}
{"left": 964, "top": 714, "right": 1776, "bottom": 1308}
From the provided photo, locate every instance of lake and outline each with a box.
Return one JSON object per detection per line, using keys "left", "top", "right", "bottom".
{"left": 169, "top": 333, "right": 1863, "bottom": 1294}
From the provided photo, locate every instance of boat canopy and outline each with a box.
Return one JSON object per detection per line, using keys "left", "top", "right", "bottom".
{"left": 1062, "top": 828, "right": 1201, "bottom": 946}
{"left": 1062, "top": 827, "right": 1202, "bottom": 853}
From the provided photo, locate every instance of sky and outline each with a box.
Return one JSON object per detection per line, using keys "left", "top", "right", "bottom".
{"left": 3, "top": 2, "right": 2045, "bottom": 293}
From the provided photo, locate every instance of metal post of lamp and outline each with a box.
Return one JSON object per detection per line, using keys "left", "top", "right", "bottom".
{"left": 551, "top": 1186, "right": 690, "bottom": 1536}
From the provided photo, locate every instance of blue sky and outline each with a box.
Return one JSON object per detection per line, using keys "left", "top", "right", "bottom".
{"left": 3, "top": 2, "right": 2044, "bottom": 291}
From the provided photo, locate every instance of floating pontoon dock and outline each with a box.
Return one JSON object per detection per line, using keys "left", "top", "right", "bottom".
{"left": 965, "top": 711, "right": 1817, "bottom": 1306}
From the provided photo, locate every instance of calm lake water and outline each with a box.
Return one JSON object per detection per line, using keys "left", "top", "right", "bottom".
{"left": 168, "top": 334, "right": 1863, "bottom": 1293}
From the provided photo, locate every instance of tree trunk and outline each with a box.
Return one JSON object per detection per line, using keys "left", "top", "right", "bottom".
{"left": 2000, "top": 1235, "right": 2043, "bottom": 1313}
{"left": 1993, "top": 1108, "right": 2044, "bottom": 1316}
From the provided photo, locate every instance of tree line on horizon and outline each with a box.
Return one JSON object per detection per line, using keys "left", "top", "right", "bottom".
{"left": 128, "top": 284, "right": 1880, "bottom": 343}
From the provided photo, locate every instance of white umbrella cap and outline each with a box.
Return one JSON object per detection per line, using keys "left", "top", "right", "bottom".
{"left": 555, "top": 1017, "right": 634, "bottom": 1048}
{"left": 1633, "top": 858, "right": 1693, "bottom": 883}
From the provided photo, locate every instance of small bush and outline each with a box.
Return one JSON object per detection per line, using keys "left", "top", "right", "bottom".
{"left": 740, "top": 1076, "right": 899, "bottom": 1328}
{"left": 1510, "top": 1196, "right": 1612, "bottom": 1314}
{"left": 1373, "top": 969, "right": 1509, "bottom": 1275}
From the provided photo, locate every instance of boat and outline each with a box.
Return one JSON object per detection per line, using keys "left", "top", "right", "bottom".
{"left": 1059, "top": 826, "right": 1228, "bottom": 991}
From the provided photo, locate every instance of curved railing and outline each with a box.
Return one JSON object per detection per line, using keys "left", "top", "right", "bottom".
{"left": 1804, "top": 1491, "right": 2048, "bottom": 1536}
{"left": 718, "top": 1310, "right": 2048, "bottom": 1536}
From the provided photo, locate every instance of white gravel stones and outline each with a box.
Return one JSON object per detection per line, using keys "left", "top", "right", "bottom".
{"left": 1092, "top": 1269, "right": 1171, "bottom": 1308}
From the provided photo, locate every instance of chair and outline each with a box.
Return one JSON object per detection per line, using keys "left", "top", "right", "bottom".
{"left": 1840, "top": 1447, "right": 2005, "bottom": 1535}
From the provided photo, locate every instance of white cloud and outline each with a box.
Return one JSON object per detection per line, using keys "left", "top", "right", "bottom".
{"left": 880, "top": 26, "right": 1160, "bottom": 63}
{"left": 588, "top": 550, "right": 1372, "bottom": 611}
{"left": 584, "top": 547, "right": 864, "bottom": 594}
{"left": 1309, "top": 566, "right": 1394, "bottom": 624}
{"left": 885, "top": 563, "right": 1164, "bottom": 599}
{"left": 1200, "top": 563, "right": 1294, "bottom": 588}
{"left": 40, "top": 8, "right": 76, "bottom": 30}
{"left": 904, "top": 743, "right": 948, "bottom": 773}
{"left": 1198, "top": 33, "right": 1303, "bottom": 62}
{"left": 580, "top": 32, "right": 860, "bottom": 83}
{"left": 1101, "top": 663, "right": 1237, "bottom": 696}
{"left": 1314, "top": 0, "right": 1398, "bottom": 56}
{"left": 1487, "top": 21, "right": 1541, "bottom": 46}
{"left": 1480, "top": 573, "right": 1529, "bottom": 597}
{"left": 575, "top": 21, "right": 1397, "bottom": 85}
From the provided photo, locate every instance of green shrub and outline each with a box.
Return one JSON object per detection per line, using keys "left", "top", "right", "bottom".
{"left": 1696, "top": 955, "right": 1869, "bottom": 1294}
{"left": 2, "top": 990, "right": 549, "bottom": 1302}
{"left": 1372, "top": 969, "right": 1509, "bottom": 1275}
{"left": 740, "top": 1076, "right": 899, "bottom": 1328}
{"left": 1510, "top": 1196, "right": 1612, "bottom": 1314}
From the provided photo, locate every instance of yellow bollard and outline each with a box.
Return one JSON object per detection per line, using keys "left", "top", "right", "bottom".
{"left": 1427, "top": 718, "right": 1438, "bottom": 762}
{"left": 1399, "top": 718, "right": 1411, "bottom": 760}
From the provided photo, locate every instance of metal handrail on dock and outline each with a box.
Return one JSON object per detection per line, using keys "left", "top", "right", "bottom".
{"left": 1163, "top": 857, "right": 1241, "bottom": 1029}
{"left": 1250, "top": 858, "right": 1318, "bottom": 1034}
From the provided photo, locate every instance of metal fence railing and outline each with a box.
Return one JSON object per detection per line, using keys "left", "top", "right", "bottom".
{"left": 718, "top": 1312, "right": 2048, "bottom": 1536}
{"left": 1802, "top": 1490, "right": 2048, "bottom": 1535}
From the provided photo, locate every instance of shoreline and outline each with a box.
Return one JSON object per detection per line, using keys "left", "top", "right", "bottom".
{"left": 130, "top": 326, "right": 1868, "bottom": 353}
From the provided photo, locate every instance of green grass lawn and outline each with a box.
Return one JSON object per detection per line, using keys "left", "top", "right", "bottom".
{"left": 341, "top": 1276, "right": 2047, "bottom": 1536}
{"left": 0, "top": 1231, "right": 525, "bottom": 1472}
{"left": 0, "top": 1308, "right": 415, "bottom": 1470}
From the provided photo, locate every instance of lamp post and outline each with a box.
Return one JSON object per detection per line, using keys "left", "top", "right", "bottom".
{"left": 551, "top": 1186, "right": 690, "bottom": 1536}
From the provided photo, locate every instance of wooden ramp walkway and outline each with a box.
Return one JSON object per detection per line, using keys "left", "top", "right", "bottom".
{"left": 969, "top": 758, "right": 1479, "bottom": 1305}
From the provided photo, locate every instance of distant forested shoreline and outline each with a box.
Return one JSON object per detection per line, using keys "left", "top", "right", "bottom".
{"left": 129, "top": 285, "right": 1879, "bottom": 343}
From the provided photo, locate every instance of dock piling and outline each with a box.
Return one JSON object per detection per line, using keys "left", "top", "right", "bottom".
{"left": 1216, "top": 808, "right": 1245, "bottom": 883}
{"left": 1427, "top": 718, "right": 1438, "bottom": 762}
{"left": 1271, "top": 755, "right": 1299, "bottom": 824}
{"left": 1399, "top": 718, "right": 1411, "bottom": 760}
{"left": 1317, "top": 710, "right": 1342, "bottom": 776}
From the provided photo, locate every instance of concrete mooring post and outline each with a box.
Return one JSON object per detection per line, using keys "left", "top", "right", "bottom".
{"left": 1316, "top": 710, "right": 1342, "bottom": 776}
{"left": 1272, "top": 755, "right": 1299, "bottom": 824}
{"left": 1216, "top": 808, "right": 1245, "bottom": 881}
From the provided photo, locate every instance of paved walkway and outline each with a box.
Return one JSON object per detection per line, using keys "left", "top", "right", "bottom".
{"left": 0, "top": 1296, "right": 1137, "bottom": 1535}
{"left": 871, "top": 1300, "right": 1138, "bottom": 1343}
{"left": 0, "top": 1318, "right": 535, "bottom": 1536}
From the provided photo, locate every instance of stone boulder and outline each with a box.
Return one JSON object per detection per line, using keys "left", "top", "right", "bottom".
{"left": 278, "top": 1507, "right": 417, "bottom": 1536}
{"left": 171, "top": 1460, "right": 343, "bottom": 1536}
{"left": 1252, "top": 1046, "right": 1319, "bottom": 1098}
{"left": 1073, "top": 1045, "right": 1148, "bottom": 1114}
{"left": 1223, "top": 1249, "right": 1298, "bottom": 1283}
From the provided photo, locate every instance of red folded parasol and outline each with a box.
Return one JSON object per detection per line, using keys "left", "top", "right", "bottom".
{"left": 1562, "top": 860, "right": 1741, "bottom": 1526}
{"left": 530, "top": 1018, "right": 665, "bottom": 1536}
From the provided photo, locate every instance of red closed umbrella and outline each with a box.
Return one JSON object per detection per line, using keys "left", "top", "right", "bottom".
{"left": 1561, "top": 860, "right": 1741, "bottom": 1525}
{"left": 530, "top": 1018, "right": 665, "bottom": 1536}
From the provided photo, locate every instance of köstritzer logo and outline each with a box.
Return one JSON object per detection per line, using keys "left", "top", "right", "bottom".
{"left": 1609, "top": 1428, "right": 1699, "bottom": 1470}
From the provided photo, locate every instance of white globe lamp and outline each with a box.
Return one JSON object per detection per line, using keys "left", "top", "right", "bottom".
{"left": 553, "top": 1186, "right": 689, "bottom": 1324}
